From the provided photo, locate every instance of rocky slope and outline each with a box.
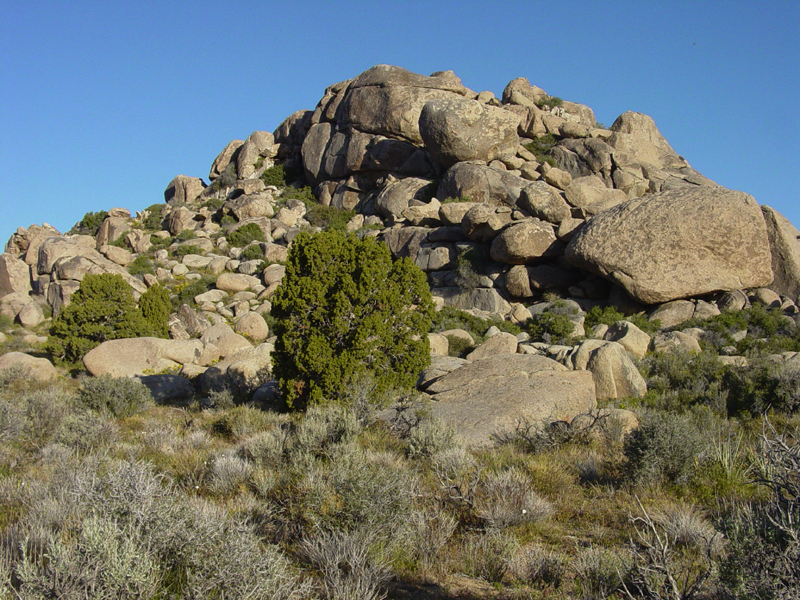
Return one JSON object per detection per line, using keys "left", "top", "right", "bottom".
{"left": 2, "top": 64, "right": 800, "bottom": 443}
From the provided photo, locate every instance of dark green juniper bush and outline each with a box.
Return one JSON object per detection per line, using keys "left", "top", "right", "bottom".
{"left": 272, "top": 229, "right": 434, "bottom": 410}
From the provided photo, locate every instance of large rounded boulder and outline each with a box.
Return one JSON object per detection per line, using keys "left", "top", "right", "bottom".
{"left": 335, "top": 65, "right": 474, "bottom": 144}
{"left": 490, "top": 220, "right": 562, "bottom": 264}
{"left": 424, "top": 354, "right": 597, "bottom": 446}
{"left": 437, "top": 162, "right": 529, "bottom": 206}
{"left": 566, "top": 186, "right": 773, "bottom": 304}
{"left": 419, "top": 97, "right": 519, "bottom": 167}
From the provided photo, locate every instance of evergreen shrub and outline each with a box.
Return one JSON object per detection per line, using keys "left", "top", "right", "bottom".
{"left": 127, "top": 256, "right": 155, "bottom": 276}
{"left": 260, "top": 164, "right": 287, "bottom": 187}
{"left": 47, "top": 274, "right": 158, "bottom": 363}
{"left": 228, "top": 223, "right": 266, "bottom": 247}
{"left": 68, "top": 211, "right": 108, "bottom": 236}
{"left": 272, "top": 230, "right": 434, "bottom": 409}
{"left": 142, "top": 203, "right": 166, "bottom": 230}
{"left": 305, "top": 205, "right": 355, "bottom": 231}
{"left": 139, "top": 284, "right": 171, "bottom": 338}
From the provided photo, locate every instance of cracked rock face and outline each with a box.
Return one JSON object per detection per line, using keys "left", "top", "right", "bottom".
{"left": 565, "top": 186, "right": 773, "bottom": 304}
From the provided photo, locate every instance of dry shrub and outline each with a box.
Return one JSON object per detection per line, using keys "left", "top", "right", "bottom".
{"left": 0, "top": 364, "right": 32, "bottom": 396}
{"left": 5, "top": 459, "right": 309, "bottom": 599}
{"left": 211, "top": 405, "right": 280, "bottom": 440}
{"left": 573, "top": 547, "right": 628, "bottom": 599}
{"left": 55, "top": 410, "right": 119, "bottom": 452}
{"left": 177, "top": 498, "right": 311, "bottom": 600}
{"left": 720, "top": 419, "right": 800, "bottom": 598}
{"left": 654, "top": 503, "right": 722, "bottom": 553}
{"left": 207, "top": 451, "right": 254, "bottom": 496}
{"left": 431, "top": 447, "right": 481, "bottom": 513}
{"left": 1, "top": 386, "right": 76, "bottom": 449}
{"left": 79, "top": 375, "right": 154, "bottom": 418}
{"left": 409, "top": 508, "right": 457, "bottom": 574}
{"left": 251, "top": 467, "right": 280, "bottom": 499}
{"left": 461, "top": 530, "right": 518, "bottom": 583}
{"left": 290, "top": 404, "right": 361, "bottom": 465}
{"left": 16, "top": 514, "right": 162, "bottom": 599}
{"left": 141, "top": 421, "right": 180, "bottom": 452}
{"left": 521, "top": 452, "right": 581, "bottom": 501}
{"left": 238, "top": 427, "right": 289, "bottom": 466}
{"left": 509, "top": 543, "right": 567, "bottom": 588}
{"left": 476, "top": 468, "right": 554, "bottom": 529}
{"left": 183, "top": 429, "right": 211, "bottom": 450}
{"left": 620, "top": 497, "right": 721, "bottom": 600}
{"left": 301, "top": 444, "right": 417, "bottom": 534}
{"left": 406, "top": 415, "right": 458, "bottom": 458}
{"left": 623, "top": 411, "right": 705, "bottom": 486}
{"left": 303, "top": 528, "right": 391, "bottom": 600}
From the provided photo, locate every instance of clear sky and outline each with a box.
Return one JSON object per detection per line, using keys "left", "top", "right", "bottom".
{"left": 2, "top": 0, "right": 798, "bottom": 247}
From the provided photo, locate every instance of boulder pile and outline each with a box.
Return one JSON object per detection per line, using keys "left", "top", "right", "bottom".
{"left": 2, "top": 64, "right": 800, "bottom": 445}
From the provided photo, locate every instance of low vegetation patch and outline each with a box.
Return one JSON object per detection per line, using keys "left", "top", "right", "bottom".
{"left": 142, "top": 203, "right": 166, "bottom": 230}
{"left": 127, "top": 255, "right": 155, "bottom": 276}
{"left": 535, "top": 94, "right": 563, "bottom": 109}
{"left": 170, "top": 274, "right": 217, "bottom": 310}
{"left": 305, "top": 205, "right": 355, "bottom": 231}
{"left": 260, "top": 164, "right": 287, "bottom": 187}
{"left": 526, "top": 299, "right": 581, "bottom": 345}
{"left": 432, "top": 305, "right": 521, "bottom": 345}
{"left": 523, "top": 133, "right": 558, "bottom": 166}
{"left": 227, "top": 222, "right": 266, "bottom": 247}
{"left": 68, "top": 210, "right": 108, "bottom": 236}
{"left": 585, "top": 304, "right": 661, "bottom": 335}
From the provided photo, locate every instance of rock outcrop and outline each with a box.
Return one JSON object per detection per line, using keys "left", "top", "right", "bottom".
{"left": 4, "top": 62, "right": 800, "bottom": 427}
{"left": 0, "top": 352, "right": 58, "bottom": 381}
{"left": 566, "top": 187, "right": 773, "bottom": 303}
{"left": 419, "top": 98, "right": 519, "bottom": 167}
{"left": 425, "top": 354, "right": 597, "bottom": 446}
{"left": 762, "top": 205, "right": 800, "bottom": 301}
{"left": 83, "top": 337, "right": 223, "bottom": 378}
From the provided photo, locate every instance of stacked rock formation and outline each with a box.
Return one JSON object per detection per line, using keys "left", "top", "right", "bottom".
{"left": 3, "top": 64, "right": 800, "bottom": 444}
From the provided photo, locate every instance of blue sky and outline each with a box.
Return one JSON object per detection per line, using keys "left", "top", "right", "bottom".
{"left": 2, "top": 0, "right": 798, "bottom": 246}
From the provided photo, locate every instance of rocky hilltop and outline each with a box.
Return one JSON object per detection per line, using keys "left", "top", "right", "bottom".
{"left": 3, "top": 64, "right": 800, "bottom": 441}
